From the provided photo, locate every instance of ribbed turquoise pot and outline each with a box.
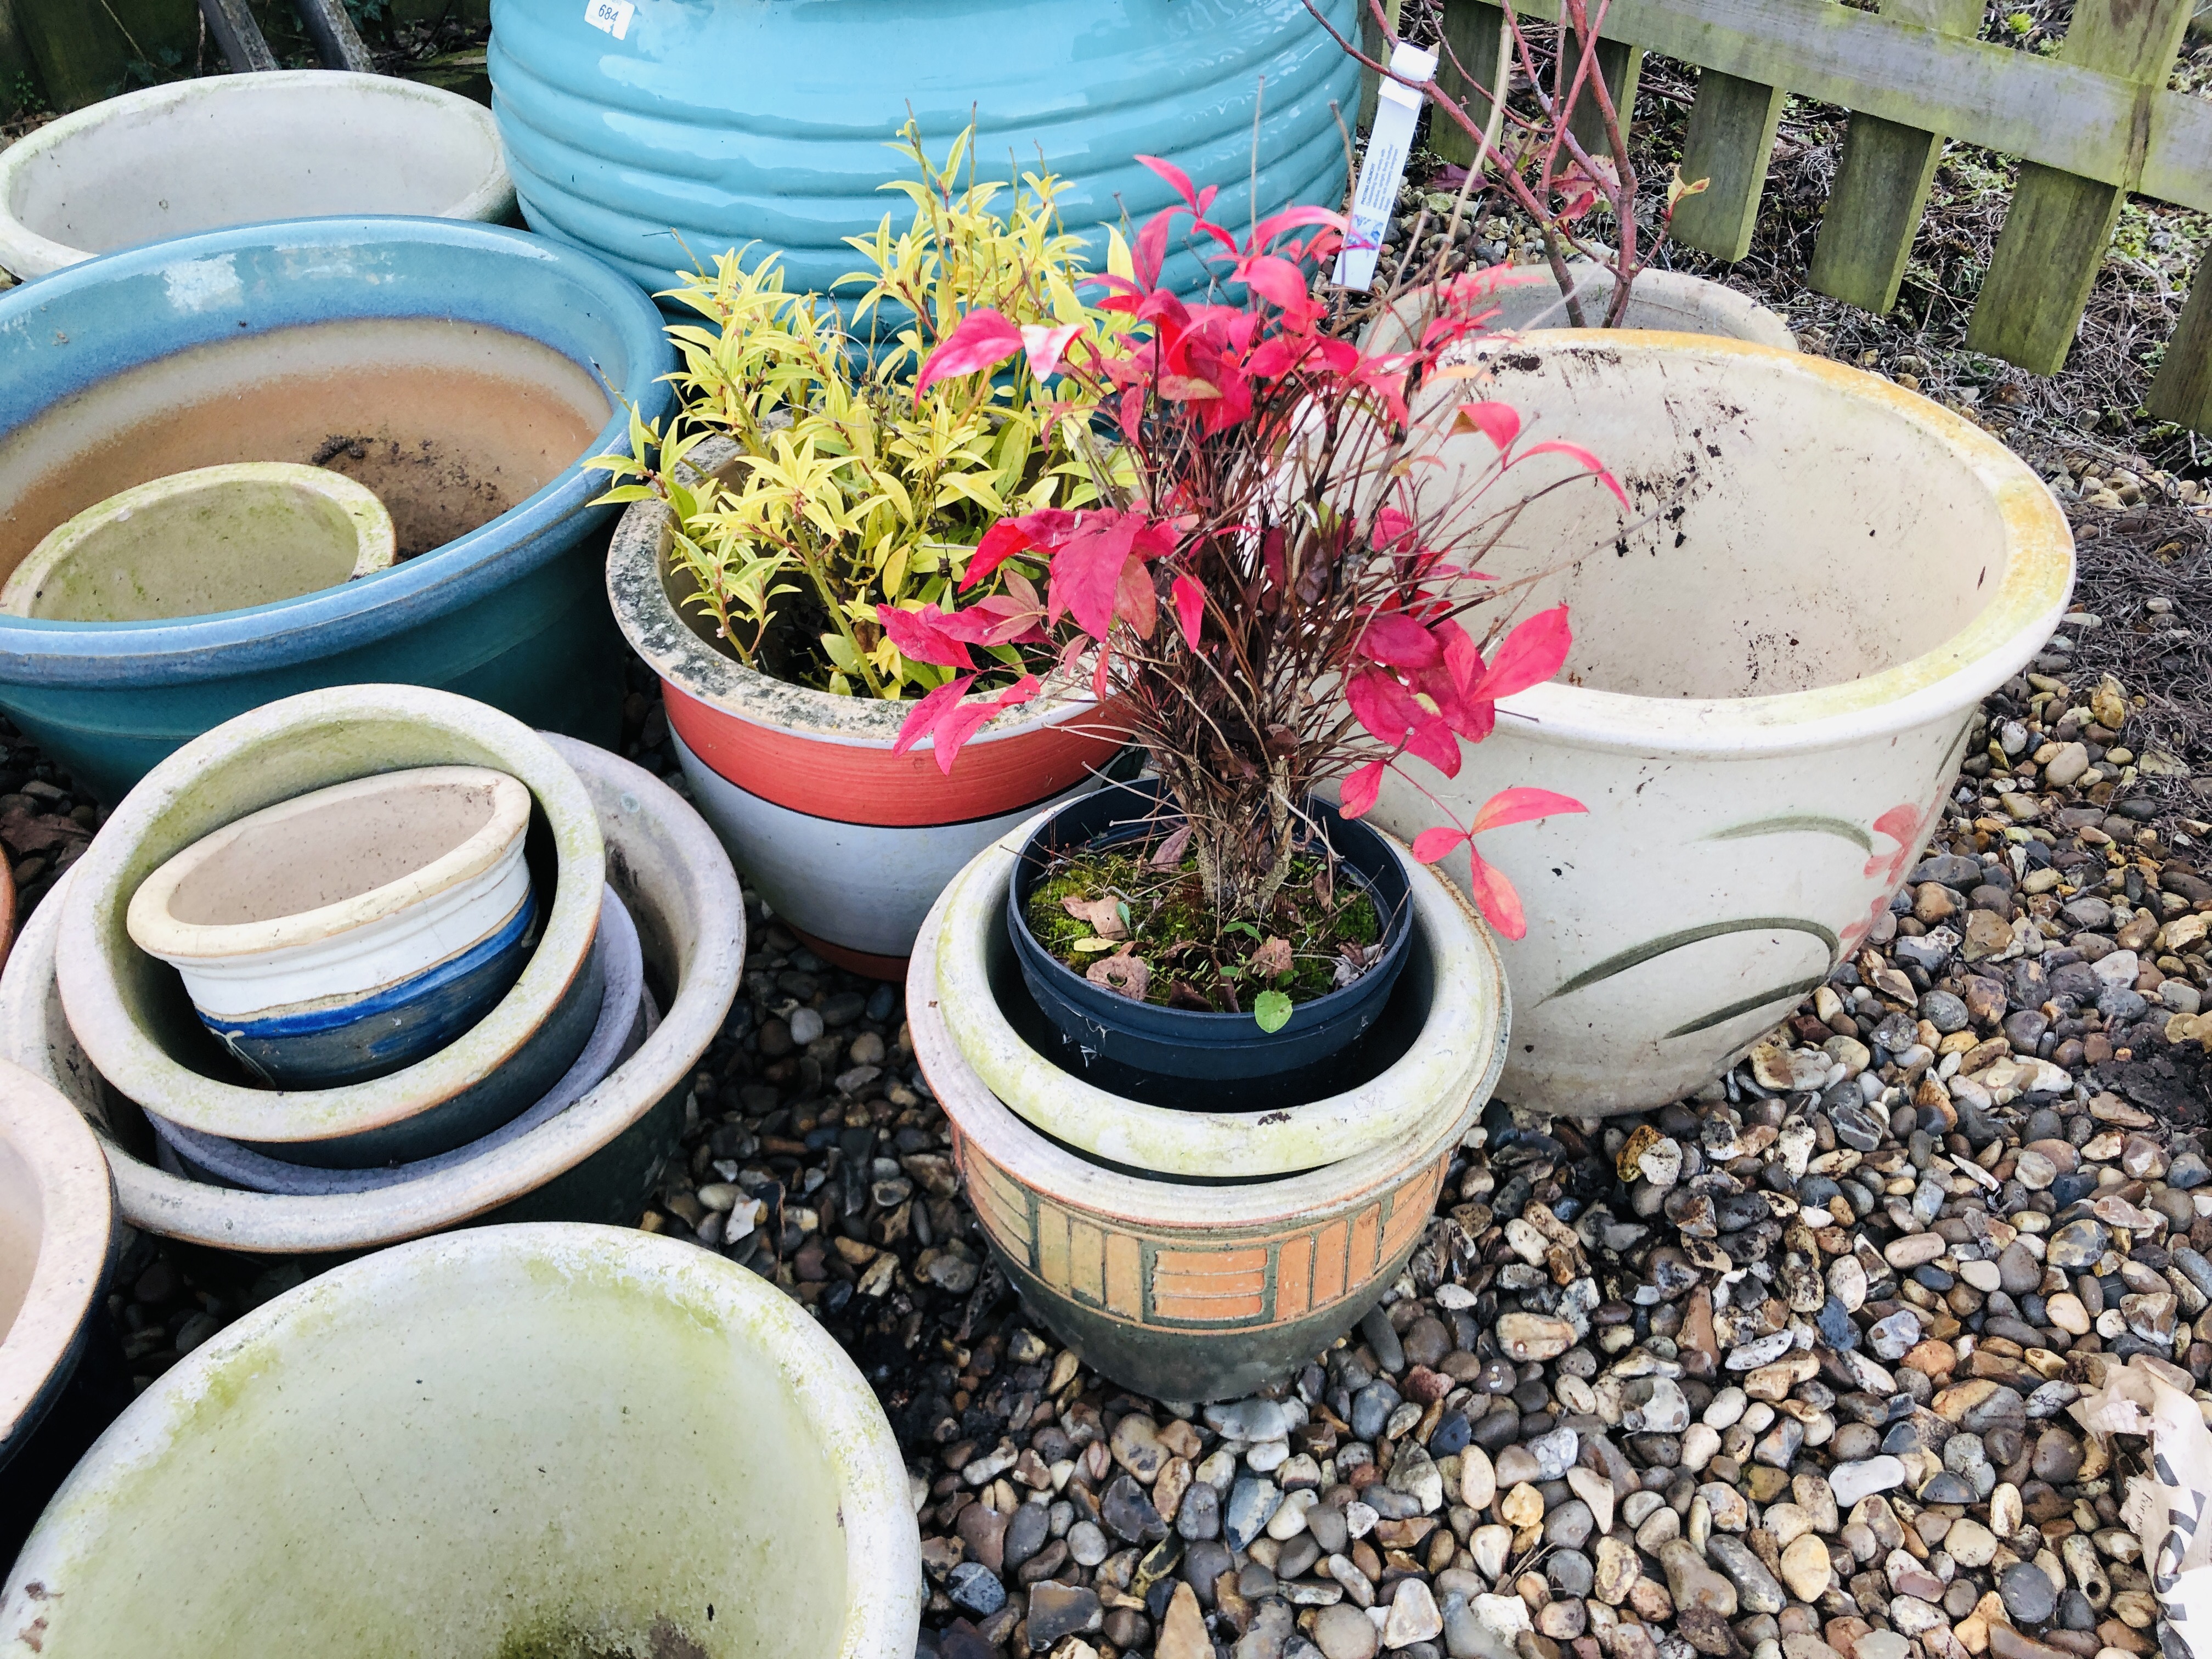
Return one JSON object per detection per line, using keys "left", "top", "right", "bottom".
{"left": 488, "top": 0, "right": 1359, "bottom": 302}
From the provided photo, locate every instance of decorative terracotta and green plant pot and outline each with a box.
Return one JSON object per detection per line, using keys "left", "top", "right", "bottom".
{"left": 1367, "top": 332, "right": 2075, "bottom": 1114}
{"left": 0, "top": 1058, "right": 127, "bottom": 1567}
{"left": 911, "top": 854, "right": 1504, "bottom": 1401}
{"left": 1, "top": 1224, "right": 921, "bottom": 1659}
{"left": 0, "top": 735, "right": 744, "bottom": 1260}
{"left": 489, "top": 0, "right": 1356, "bottom": 303}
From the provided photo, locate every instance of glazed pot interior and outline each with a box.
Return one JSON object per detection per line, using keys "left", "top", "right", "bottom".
{"left": 0, "top": 1131, "right": 41, "bottom": 1348}
{"left": 13, "top": 1238, "right": 857, "bottom": 1656}
{"left": 164, "top": 775, "right": 511, "bottom": 928}
{"left": 0, "top": 317, "right": 608, "bottom": 572}
{"left": 20, "top": 472, "right": 375, "bottom": 622}
{"left": 1419, "top": 340, "right": 2011, "bottom": 702}
{"left": 6, "top": 82, "right": 498, "bottom": 256}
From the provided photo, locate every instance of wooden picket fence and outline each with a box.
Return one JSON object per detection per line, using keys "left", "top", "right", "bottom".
{"left": 1363, "top": 0, "right": 2212, "bottom": 436}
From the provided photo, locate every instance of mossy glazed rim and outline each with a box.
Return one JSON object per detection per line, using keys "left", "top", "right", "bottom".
{"left": 0, "top": 216, "right": 673, "bottom": 682}
{"left": 936, "top": 814, "right": 1506, "bottom": 1178}
{"left": 1409, "top": 332, "right": 2075, "bottom": 759}
{"left": 56, "top": 686, "right": 604, "bottom": 1147}
{"left": 0, "top": 1224, "right": 922, "bottom": 1659}
{"left": 0, "top": 461, "right": 397, "bottom": 622}
{"left": 2, "top": 737, "right": 744, "bottom": 1254}
{"left": 0, "top": 1058, "right": 115, "bottom": 1466}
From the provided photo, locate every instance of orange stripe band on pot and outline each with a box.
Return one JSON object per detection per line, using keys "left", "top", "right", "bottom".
{"left": 663, "top": 681, "right": 1126, "bottom": 827}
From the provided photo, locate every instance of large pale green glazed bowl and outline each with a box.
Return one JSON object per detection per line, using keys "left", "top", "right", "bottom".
{"left": 0, "top": 1224, "right": 923, "bottom": 1659}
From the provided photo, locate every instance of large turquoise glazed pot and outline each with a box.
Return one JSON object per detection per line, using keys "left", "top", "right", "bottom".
{"left": 0, "top": 217, "right": 675, "bottom": 802}
{"left": 488, "top": 0, "right": 1359, "bottom": 301}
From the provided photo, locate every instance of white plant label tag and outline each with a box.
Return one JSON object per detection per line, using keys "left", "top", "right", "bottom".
{"left": 585, "top": 0, "right": 635, "bottom": 40}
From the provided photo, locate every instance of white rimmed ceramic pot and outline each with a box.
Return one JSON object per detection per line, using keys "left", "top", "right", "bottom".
{"left": 0, "top": 461, "right": 396, "bottom": 624}
{"left": 1, "top": 1224, "right": 921, "bottom": 1659}
{"left": 0, "top": 1057, "right": 127, "bottom": 1565}
{"left": 127, "top": 765, "right": 535, "bottom": 1088}
{"left": 935, "top": 812, "right": 1505, "bottom": 1178}
{"left": 57, "top": 687, "right": 606, "bottom": 1167}
{"left": 1368, "top": 333, "right": 2075, "bottom": 1114}
{"left": 148, "top": 882, "right": 649, "bottom": 1196}
{"left": 608, "top": 437, "right": 1126, "bottom": 978}
{"left": 0, "top": 736, "right": 743, "bottom": 1256}
{"left": 0, "top": 72, "right": 514, "bottom": 281}
{"left": 913, "top": 873, "right": 1500, "bottom": 1402}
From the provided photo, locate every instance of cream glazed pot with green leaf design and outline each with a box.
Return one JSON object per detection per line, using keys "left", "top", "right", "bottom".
{"left": 1368, "top": 333, "right": 2074, "bottom": 1114}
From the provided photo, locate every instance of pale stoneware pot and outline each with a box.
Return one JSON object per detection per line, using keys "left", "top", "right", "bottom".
{"left": 0, "top": 1223, "right": 921, "bottom": 1659}
{"left": 933, "top": 819, "right": 1505, "bottom": 1178}
{"left": 910, "top": 872, "right": 1502, "bottom": 1402}
{"left": 0, "top": 71, "right": 512, "bottom": 280}
{"left": 608, "top": 438, "right": 1125, "bottom": 978}
{"left": 58, "top": 688, "right": 605, "bottom": 1165}
{"left": 0, "top": 737, "right": 743, "bottom": 1256}
{"left": 0, "top": 1057, "right": 125, "bottom": 1563}
{"left": 1367, "top": 267, "right": 1796, "bottom": 351}
{"left": 0, "top": 461, "right": 396, "bottom": 623}
{"left": 1367, "top": 334, "right": 2074, "bottom": 1115}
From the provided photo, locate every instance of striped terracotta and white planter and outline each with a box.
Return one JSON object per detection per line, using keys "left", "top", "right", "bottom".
{"left": 907, "top": 838, "right": 1505, "bottom": 1402}
{"left": 607, "top": 442, "right": 1125, "bottom": 978}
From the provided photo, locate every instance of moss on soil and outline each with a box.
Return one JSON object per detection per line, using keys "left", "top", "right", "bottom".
{"left": 1024, "top": 839, "right": 1383, "bottom": 1014}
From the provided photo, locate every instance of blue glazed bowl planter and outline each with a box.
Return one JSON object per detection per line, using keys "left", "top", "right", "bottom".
{"left": 0, "top": 217, "right": 676, "bottom": 803}
{"left": 489, "top": 0, "right": 1359, "bottom": 305}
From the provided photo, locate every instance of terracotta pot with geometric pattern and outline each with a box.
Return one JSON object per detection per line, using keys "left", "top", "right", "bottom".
{"left": 907, "top": 834, "right": 1506, "bottom": 1402}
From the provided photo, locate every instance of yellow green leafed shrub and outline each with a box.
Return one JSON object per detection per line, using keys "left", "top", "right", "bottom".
{"left": 591, "top": 121, "right": 1130, "bottom": 698}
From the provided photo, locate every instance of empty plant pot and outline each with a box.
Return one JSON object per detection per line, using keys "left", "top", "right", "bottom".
{"left": 149, "top": 882, "right": 648, "bottom": 1196}
{"left": 1366, "top": 334, "right": 2074, "bottom": 1113}
{"left": 0, "top": 71, "right": 514, "bottom": 281}
{"left": 1003, "top": 780, "right": 1415, "bottom": 1109}
{"left": 59, "top": 687, "right": 606, "bottom": 1169}
{"left": 127, "top": 766, "right": 537, "bottom": 1088}
{"left": 0, "top": 461, "right": 396, "bottom": 623}
{"left": 609, "top": 438, "right": 1126, "bottom": 977}
{"left": 0, "top": 1223, "right": 922, "bottom": 1658}
{"left": 0, "top": 735, "right": 743, "bottom": 1256}
{"left": 0, "top": 1057, "right": 127, "bottom": 1567}
{"left": 912, "top": 877, "right": 1502, "bottom": 1402}
{"left": 0, "top": 216, "right": 674, "bottom": 802}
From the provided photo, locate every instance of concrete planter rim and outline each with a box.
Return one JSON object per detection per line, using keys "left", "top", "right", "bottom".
{"left": 607, "top": 435, "right": 1107, "bottom": 751}
{"left": 58, "top": 687, "right": 605, "bottom": 1148}
{"left": 1417, "top": 332, "right": 2074, "bottom": 758}
{"left": 0, "top": 1222, "right": 922, "bottom": 1659}
{"left": 910, "top": 880, "right": 1498, "bottom": 1229}
{"left": 0, "top": 216, "right": 673, "bottom": 686}
{"left": 0, "top": 460, "right": 398, "bottom": 621}
{"left": 934, "top": 816, "right": 1507, "bottom": 1178}
{"left": 0, "top": 72, "right": 514, "bottom": 280}
{"left": 0, "top": 1058, "right": 115, "bottom": 1462}
{"left": 2, "top": 737, "right": 742, "bottom": 1254}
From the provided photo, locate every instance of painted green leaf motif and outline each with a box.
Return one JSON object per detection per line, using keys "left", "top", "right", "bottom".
{"left": 1254, "top": 989, "right": 1294, "bottom": 1034}
{"left": 1544, "top": 917, "right": 1842, "bottom": 1002}
{"left": 1703, "top": 815, "right": 1874, "bottom": 853}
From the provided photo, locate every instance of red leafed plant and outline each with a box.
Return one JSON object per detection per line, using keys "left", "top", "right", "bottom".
{"left": 881, "top": 157, "right": 1628, "bottom": 942}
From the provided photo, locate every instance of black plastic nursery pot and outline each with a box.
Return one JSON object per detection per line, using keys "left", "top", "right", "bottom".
{"left": 1006, "top": 778, "right": 1414, "bottom": 1109}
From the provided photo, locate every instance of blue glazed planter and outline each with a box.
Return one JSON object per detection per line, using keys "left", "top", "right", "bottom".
{"left": 0, "top": 218, "right": 676, "bottom": 803}
{"left": 488, "top": 0, "right": 1359, "bottom": 303}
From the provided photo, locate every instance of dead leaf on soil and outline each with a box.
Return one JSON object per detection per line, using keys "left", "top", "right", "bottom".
{"left": 1250, "top": 936, "right": 1294, "bottom": 978}
{"left": 1059, "top": 894, "right": 1127, "bottom": 939}
{"left": 1086, "top": 949, "right": 1150, "bottom": 1001}
{"left": 1149, "top": 824, "right": 1193, "bottom": 867}
{"left": 0, "top": 808, "right": 87, "bottom": 860}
